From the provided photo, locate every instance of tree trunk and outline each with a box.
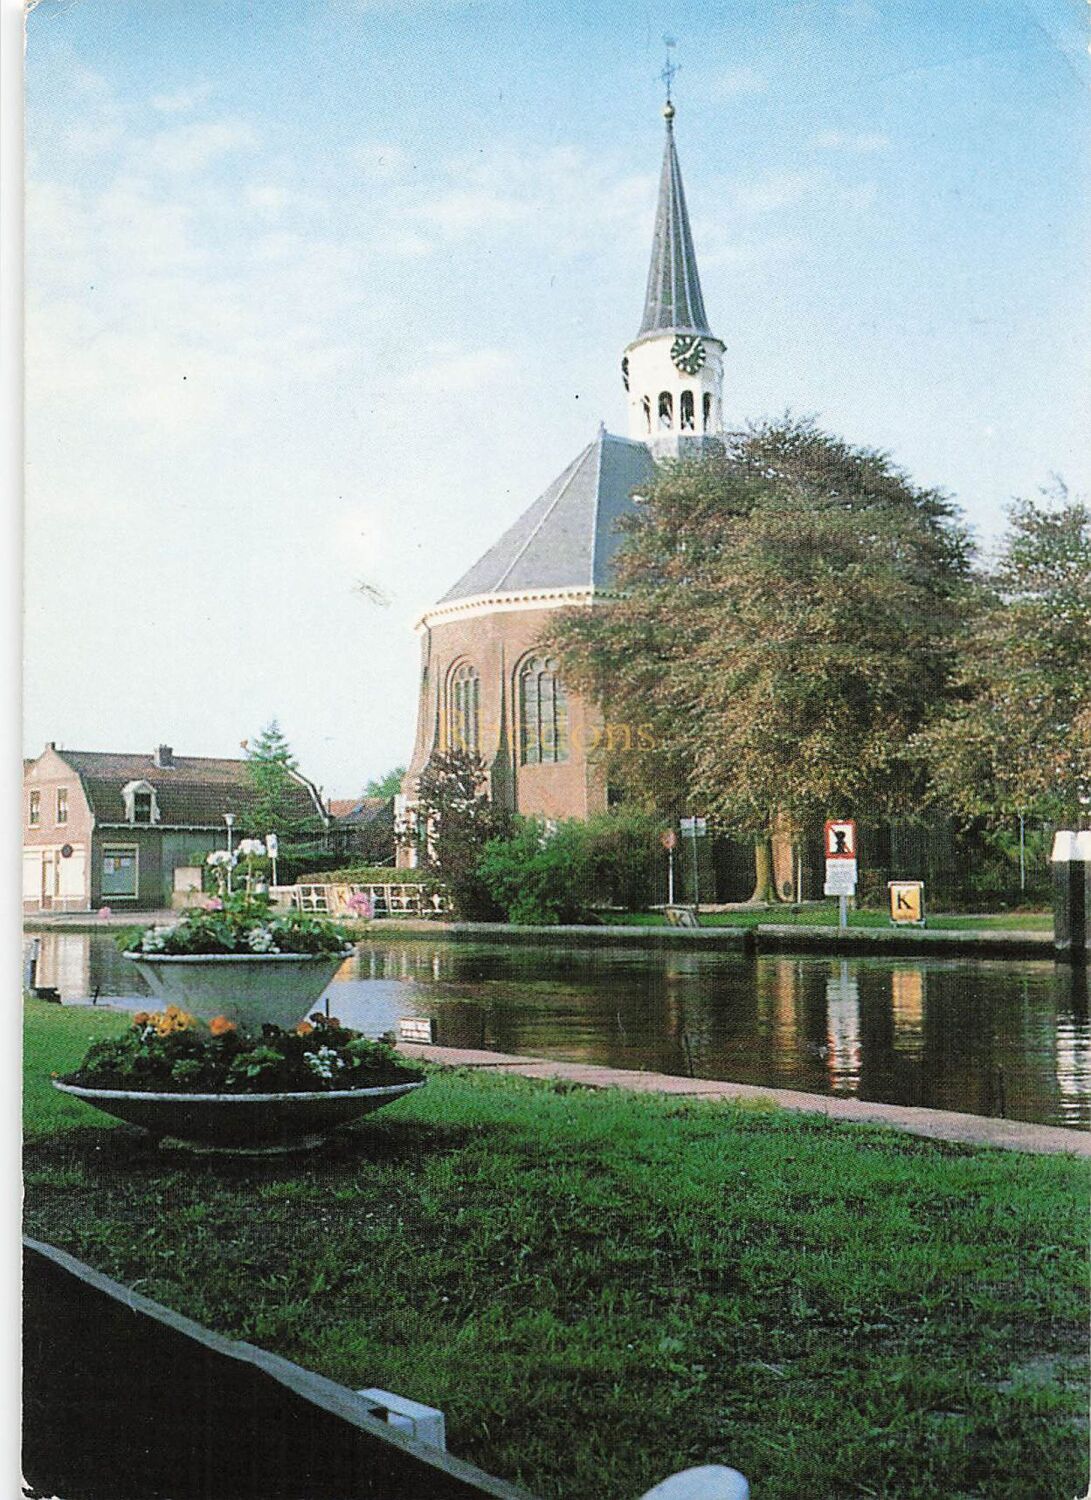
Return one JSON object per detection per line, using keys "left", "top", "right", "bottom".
{"left": 749, "top": 835, "right": 778, "bottom": 904}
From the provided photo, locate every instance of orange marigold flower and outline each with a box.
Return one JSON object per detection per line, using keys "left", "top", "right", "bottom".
{"left": 209, "top": 1016, "right": 237, "bottom": 1037}
{"left": 133, "top": 1012, "right": 150, "bottom": 1027}
{"left": 295, "top": 1021, "right": 314, "bottom": 1036}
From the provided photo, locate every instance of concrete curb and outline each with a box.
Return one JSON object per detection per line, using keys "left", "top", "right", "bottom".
{"left": 397, "top": 1044, "right": 1091, "bottom": 1158}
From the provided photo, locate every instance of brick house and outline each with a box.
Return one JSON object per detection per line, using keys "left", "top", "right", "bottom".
{"left": 22, "top": 743, "right": 327, "bottom": 912}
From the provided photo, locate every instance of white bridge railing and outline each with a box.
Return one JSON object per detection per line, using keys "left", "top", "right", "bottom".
{"left": 273, "top": 883, "right": 444, "bottom": 918}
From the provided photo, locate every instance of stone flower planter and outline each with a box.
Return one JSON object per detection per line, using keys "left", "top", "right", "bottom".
{"left": 125, "top": 950, "right": 353, "bottom": 1034}
{"left": 52, "top": 1078, "right": 425, "bottom": 1153}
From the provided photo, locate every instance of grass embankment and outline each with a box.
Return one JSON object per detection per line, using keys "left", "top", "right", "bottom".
{"left": 24, "top": 1000, "right": 1088, "bottom": 1500}
{"left": 608, "top": 906, "right": 1052, "bottom": 932}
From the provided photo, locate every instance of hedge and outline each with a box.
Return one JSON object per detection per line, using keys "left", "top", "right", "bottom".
{"left": 294, "top": 866, "right": 430, "bottom": 885}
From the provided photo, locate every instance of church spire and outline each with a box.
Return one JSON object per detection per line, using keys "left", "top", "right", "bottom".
{"left": 637, "top": 101, "right": 710, "bottom": 339}
{"left": 622, "top": 89, "right": 724, "bottom": 455}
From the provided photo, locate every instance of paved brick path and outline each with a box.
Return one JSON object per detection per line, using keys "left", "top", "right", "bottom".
{"left": 397, "top": 1044, "right": 1091, "bottom": 1158}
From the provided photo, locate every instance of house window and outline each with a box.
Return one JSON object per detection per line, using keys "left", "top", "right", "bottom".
{"left": 56, "top": 788, "right": 68, "bottom": 824}
{"left": 642, "top": 395, "right": 652, "bottom": 433}
{"left": 703, "top": 392, "right": 712, "bottom": 432}
{"left": 449, "top": 663, "right": 480, "bottom": 755}
{"left": 658, "top": 391, "right": 673, "bottom": 430}
{"left": 29, "top": 791, "right": 40, "bottom": 827}
{"left": 122, "top": 780, "right": 159, "bottom": 825}
{"left": 519, "top": 656, "right": 569, "bottom": 765}
{"left": 680, "top": 390, "right": 695, "bottom": 431}
{"left": 101, "top": 846, "right": 137, "bottom": 898}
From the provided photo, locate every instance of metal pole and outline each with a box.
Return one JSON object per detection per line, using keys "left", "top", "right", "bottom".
{"left": 668, "top": 846, "right": 674, "bottom": 905}
{"left": 839, "top": 893, "right": 848, "bottom": 931}
{"left": 692, "top": 826, "right": 700, "bottom": 908}
{"left": 1019, "top": 813, "right": 1026, "bottom": 893}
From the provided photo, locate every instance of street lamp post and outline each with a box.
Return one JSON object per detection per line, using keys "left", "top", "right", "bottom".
{"left": 224, "top": 812, "right": 235, "bottom": 893}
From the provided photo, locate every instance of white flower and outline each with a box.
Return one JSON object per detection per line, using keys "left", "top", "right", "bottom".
{"left": 304, "top": 1046, "right": 344, "bottom": 1081}
{"left": 139, "top": 925, "right": 176, "bottom": 953}
{"left": 246, "top": 926, "right": 280, "bottom": 954}
{"left": 236, "top": 838, "right": 266, "bottom": 857}
{"left": 207, "top": 850, "right": 237, "bottom": 868}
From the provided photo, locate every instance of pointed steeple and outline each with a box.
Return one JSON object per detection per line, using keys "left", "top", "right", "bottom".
{"left": 637, "top": 102, "right": 710, "bottom": 339}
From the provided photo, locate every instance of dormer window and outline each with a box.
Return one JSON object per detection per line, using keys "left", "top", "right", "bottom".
{"left": 122, "top": 779, "right": 160, "bottom": 825}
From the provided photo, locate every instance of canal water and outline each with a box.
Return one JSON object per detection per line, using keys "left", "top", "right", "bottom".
{"left": 29, "top": 932, "right": 1091, "bottom": 1130}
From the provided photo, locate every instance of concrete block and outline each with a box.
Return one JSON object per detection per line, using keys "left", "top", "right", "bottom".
{"left": 638, "top": 1465, "right": 749, "bottom": 1500}
{"left": 357, "top": 1387, "right": 447, "bottom": 1450}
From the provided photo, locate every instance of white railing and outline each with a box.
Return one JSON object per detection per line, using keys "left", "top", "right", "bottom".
{"left": 273, "top": 883, "right": 445, "bottom": 918}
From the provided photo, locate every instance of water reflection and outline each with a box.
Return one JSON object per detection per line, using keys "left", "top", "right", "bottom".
{"left": 28, "top": 932, "right": 1091, "bottom": 1129}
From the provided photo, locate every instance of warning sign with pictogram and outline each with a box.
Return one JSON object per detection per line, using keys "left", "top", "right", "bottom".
{"left": 824, "top": 820, "right": 857, "bottom": 859}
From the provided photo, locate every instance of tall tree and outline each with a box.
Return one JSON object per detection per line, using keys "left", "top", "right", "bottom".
{"left": 364, "top": 765, "right": 406, "bottom": 799}
{"left": 548, "top": 417, "right": 974, "bottom": 899}
{"left": 245, "top": 719, "right": 319, "bottom": 838}
{"left": 406, "top": 749, "right": 510, "bottom": 919}
{"left": 921, "top": 489, "right": 1091, "bottom": 826}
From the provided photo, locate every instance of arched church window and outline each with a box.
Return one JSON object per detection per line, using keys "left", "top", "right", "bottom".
{"left": 449, "top": 663, "right": 480, "bottom": 755}
{"left": 642, "top": 395, "right": 651, "bottom": 433}
{"left": 658, "top": 391, "right": 673, "bottom": 430}
{"left": 702, "top": 392, "right": 712, "bottom": 432}
{"left": 680, "top": 390, "right": 695, "bottom": 431}
{"left": 519, "top": 656, "right": 569, "bottom": 765}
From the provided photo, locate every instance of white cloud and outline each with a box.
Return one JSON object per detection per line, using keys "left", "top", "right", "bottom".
{"left": 391, "top": 346, "right": 515, "bottom": 397}
{"left": 733, "top": 170, "right": 813, "bottom": 216}
{"left": 150, "top": 83, "right": 213, "bottom": 115}
{"left": 145, "top": 119, "right": 260, "bottom": 175}
{"left": 353, "top": 142, "right": 411, "bottom": 179}
{"left": 811, "top": 129, "right": 890, "bottom": 153}
{"left": 713, "top": 66, "right": 768, "bottom": 98}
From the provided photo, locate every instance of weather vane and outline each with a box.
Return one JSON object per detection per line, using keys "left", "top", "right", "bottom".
{"left": 661, "top": 35, "right": 679, "bottom": 105}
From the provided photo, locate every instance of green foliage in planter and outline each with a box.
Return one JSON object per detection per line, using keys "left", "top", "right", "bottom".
{"left": 120, "top": 892, "right": 352, "bottom": 957}
{"left": 64, "top": 1012, "right": 421, "bottom": 1095}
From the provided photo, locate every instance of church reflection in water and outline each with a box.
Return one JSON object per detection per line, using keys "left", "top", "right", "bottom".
{"left": 29, "top": 933, "right": 1091, "bottom": 1130}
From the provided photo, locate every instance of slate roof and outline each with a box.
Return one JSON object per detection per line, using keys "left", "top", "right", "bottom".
{"left": 329, "top": 796, "right": 391, "bottom": 827}
{"left": 437, "top": 429, "right": 655, "bottom": 605}
{"left": 636, "top": 109, "right": 710, "bottom": 340}
{"left": 55, "top": 749, "right": 326, "bottom": 828}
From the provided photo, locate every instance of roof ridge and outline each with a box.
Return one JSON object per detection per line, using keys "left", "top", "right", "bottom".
{"left": 586, "top": 429, "right": 606, "bottom": 589}
{"left": 491, "top": 439, "right": 596, "bottom": 592}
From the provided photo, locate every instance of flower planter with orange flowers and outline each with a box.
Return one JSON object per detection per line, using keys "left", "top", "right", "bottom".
{"left": 54, "top": 1006, "right": 425, "bottom": 1152}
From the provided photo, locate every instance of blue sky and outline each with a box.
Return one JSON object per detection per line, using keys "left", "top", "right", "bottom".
{"left": 23, "top": 0, "right": 1090, "bottom": 797}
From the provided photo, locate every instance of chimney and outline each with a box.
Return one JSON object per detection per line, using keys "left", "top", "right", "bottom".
{"left": 155, "top": 745, "right": 174, "bottom": 768}
{"left": 45, "top": 741, "right": 56, "bottom": 752}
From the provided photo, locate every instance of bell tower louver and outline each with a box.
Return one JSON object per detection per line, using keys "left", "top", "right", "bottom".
{"left": 622, "top": 100, "right": 724, "bottom": 457}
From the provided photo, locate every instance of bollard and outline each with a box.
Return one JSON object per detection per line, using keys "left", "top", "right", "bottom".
{"left": 1052, "top": 831, "right": 1090, "bottom": 963}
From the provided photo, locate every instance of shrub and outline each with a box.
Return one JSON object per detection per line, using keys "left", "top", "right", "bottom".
{"left": 582, "top": 807, "right": 666, "bottom": 910}
{"left": 477, "top": 818, "right": 593, "bottom": 925}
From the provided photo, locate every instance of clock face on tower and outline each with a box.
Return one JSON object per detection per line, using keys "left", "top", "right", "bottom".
{"left": 670, "top": 335, "right": 706, "bottom": 376}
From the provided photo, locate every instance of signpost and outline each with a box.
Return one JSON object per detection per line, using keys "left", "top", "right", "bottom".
{"left": 824, "top": 819, "right": 858, "bottom": 931}
{"left": 660, "top": 828, "right": 678, "bottom": 904}
{"left": 680, "top": 817, "right": 707, "bottom": 907}
{"left": 888, "top": 880, "right": 924, "bottom": 927}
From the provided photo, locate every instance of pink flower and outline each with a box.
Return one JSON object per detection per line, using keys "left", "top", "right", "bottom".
{"left": 204, "top": 898, "right": 224, "bottom": 911}
{"left": 346, "top": 892, "right": 373, "bottom": 918}
{"left": 97, "top": 906, "right": 112, "bottom": 919}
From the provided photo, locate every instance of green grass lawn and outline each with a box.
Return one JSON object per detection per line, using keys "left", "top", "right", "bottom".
{"left": 23, "top": 1000, "right": 1088, "bottom": 1500}
{"left": 607, "top": 906, "right": 1053, "bottom": 932}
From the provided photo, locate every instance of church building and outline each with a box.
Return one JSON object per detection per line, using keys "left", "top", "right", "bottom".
{"left": 399, "top": 100, "right": 724, "bottom": 863}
